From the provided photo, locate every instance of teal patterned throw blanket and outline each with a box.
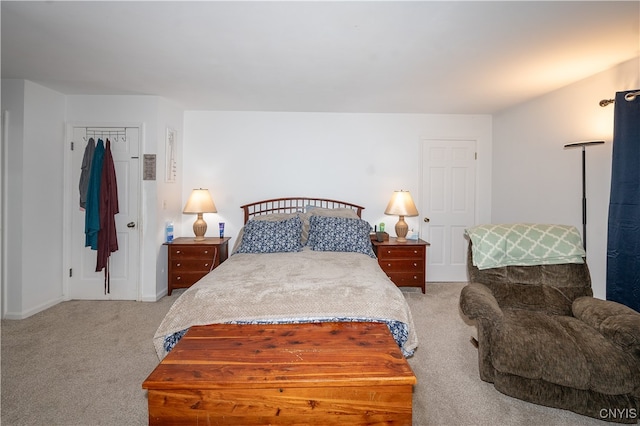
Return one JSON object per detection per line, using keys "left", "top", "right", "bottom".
{"left": 466, "top": 223, "right": 585, "bottom": 270}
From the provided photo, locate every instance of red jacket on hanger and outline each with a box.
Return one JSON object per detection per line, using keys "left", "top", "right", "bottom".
{"left": 96, "top": 139, "right": 119, "bottom": 292}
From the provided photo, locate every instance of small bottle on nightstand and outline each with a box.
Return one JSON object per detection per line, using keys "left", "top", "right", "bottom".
{"left": 166, "top": 222, "right": 174, "bottom": 243}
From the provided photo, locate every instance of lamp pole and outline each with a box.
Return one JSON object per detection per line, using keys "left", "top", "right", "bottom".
{"left": 563, "top": 140, "right": 605, "bottom": 251}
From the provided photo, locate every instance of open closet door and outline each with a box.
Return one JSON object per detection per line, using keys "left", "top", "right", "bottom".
{"left": 606, "top": 90, "right": 640, "bottom": 311}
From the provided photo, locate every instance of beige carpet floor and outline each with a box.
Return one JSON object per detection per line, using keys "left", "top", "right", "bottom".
{"left": 1, "top": 283, "right": 610, "bottom": 425}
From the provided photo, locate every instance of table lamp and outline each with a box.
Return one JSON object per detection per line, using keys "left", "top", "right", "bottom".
{"left": 384, "top": 190, "right": 419, "bottom": 242}
{"left": 183, "top": 188, "right": 217, "bottom": 241}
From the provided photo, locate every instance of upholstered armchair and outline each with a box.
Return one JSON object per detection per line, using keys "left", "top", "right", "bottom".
{"left": 459, "top": 224, "right": 640, "bottom": 424}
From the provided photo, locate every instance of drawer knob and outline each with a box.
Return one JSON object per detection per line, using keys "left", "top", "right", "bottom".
{"left": 387, "top": 250, "right": 391, "bottom": 254}
{"left": 176, "top": 276, "right": 181, "bottom": 280}
{"left": 414, "top": 276, "right": 418, "bottom": 280}
{"left": 177, "top": 263, "right": 181, "bottom": 267}
{"left": 204, "top": 250, "right": 209, "bottom": 254}
{"left": 204, "top": 263, "right": 209, "bottom": 267}
{"left": 387, "top": 263, "right": 392, "bottom": 267}
{"left": 413, "top": 262, "right": 417, "bottom": 267}
{"left": 414, "top": 250, "right": 418, "bottom": 254}
{"left": 176, "top": 250, "right": 181, "bottom": 254}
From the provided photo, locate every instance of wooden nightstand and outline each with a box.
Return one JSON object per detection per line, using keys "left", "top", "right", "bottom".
{"left": 372, "top": 238, "right": 429, "bottom": 293}
{"left": 164, "top": 237, "right": 230, "bottom": 295}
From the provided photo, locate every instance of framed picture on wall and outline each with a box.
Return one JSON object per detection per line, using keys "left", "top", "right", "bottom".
{"left": 165, "top": 127, "right": 177, "bottom": 183}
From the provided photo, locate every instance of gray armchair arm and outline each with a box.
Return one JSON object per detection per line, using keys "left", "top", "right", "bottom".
{"left": 460, "top": 282, "right": 504, "bottom": 324}
{"left": 573, "top": 296, "right": 640, "bottom": 358}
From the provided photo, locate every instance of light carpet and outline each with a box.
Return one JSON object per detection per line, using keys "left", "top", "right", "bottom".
{"left": 1, "top": 283, "right": 610, "bottom": 425}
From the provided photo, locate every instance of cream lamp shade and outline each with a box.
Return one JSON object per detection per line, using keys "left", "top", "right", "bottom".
{"left": 384, "top": 190, "right": 419, "bottom": 243}
{"left": 183, "top": 188, "right": 217, "bottom": 241}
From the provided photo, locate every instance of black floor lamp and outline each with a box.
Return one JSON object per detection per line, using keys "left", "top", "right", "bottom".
{"left": 563, "top": 140, "right": 605, "bottom": 250}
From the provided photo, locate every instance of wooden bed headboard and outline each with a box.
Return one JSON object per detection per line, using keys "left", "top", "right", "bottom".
{"left": 241, "top": 197, "right": 365, "bottom": 224}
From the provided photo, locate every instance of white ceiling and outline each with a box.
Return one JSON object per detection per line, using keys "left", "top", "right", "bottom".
{"left": 2, "top": 1, "right": 639, "bottom": 114}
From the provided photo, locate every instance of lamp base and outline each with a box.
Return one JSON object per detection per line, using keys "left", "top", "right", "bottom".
{"left": 193, "top": 213, "right": 208, "bottom": 241}
{"left": 395, "top": 216, "right": 409, "bottom": 243}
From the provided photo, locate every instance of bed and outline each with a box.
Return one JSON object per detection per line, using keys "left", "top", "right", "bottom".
{"left": 152, "top": 197, "right": 418, "bottom": 359}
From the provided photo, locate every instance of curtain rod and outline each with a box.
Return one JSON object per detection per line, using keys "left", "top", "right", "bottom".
{"left": 599, "top": 90, "right": 640, "bottom": 107}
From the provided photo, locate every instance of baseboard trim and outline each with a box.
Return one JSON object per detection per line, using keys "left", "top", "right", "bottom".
{"left": 3, "top": 296, "right": 66, "bottom": 320}
{"left": 140, "top": 289, "right": 167, "bottom": 302}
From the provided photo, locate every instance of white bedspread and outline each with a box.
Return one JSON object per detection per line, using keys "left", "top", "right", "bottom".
{"left": 153, "top": 249, "right": 418, "bottom": 359}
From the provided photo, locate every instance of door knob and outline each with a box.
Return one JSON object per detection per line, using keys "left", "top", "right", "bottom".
{"left": 127, "top": 222, "right": 136, "bottom": 228}
{"left": 424, "top": 217, "right": 430, "bottom": 223}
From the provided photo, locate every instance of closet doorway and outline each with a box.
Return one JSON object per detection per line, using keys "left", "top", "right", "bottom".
{"left": 420, "top": 139, "right": 477, "bottom": 282}
{"left": 65, "top": 125, "right": 141, "bottom": 300}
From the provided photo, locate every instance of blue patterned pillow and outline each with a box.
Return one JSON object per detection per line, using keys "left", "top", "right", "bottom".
{"left": 308, "top": 216, "right": 375, "bottom": 258}
{"left": 237, "top": 216, "right": 303, "bottom": 254}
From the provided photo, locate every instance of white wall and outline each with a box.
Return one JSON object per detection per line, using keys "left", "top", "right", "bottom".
{"left": 1, "top": 87, "right": 184, "bottom": 319}
{"left": 493, "top": 57, "right": 640, "bottom": 299}
{"left": 153, "top": 99, "right": 184, "bottom": 299}
{"left": 2, "top": 79, "right": 25, "bottom": 317}
{"left": 5, "top": 58, "right": 633, "bottom": 316}
{"left": 2, "top": 80, "right": 67, "bottom": 318}
{"left": 182, "top": 111, "right": 492, "bottom": 259}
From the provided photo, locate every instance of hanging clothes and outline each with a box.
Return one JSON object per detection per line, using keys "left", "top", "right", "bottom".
{"left": 79, "top": 138, "right": 95, "bottom": 209}
{"left": 607, "top": 90, "right": 640, "bottom": 311}
{"left": 96, "top": 139, "right": 119, "bottom": 294}
{"left": 85, "top": 139, "right": 105, "bottom": 250}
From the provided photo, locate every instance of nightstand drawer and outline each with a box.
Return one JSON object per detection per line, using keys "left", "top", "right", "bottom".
{"left": 378, "top": 259, "right": 424, "bottom": 273}
{"left": 170, "top": 259, "right": 215, "bottom": 272}
{"left": 387, "top": 272, "right": 425, "bottom": 286}
{"left": 170, "top": 246, "right": 217, "bottom": 259}
{"left": 376, "top": 246, "right": 425, "bottom": 260}
{"left": 169, "top": 272, "right": 206, "bottom": 288}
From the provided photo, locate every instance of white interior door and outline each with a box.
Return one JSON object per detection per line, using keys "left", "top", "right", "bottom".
{"left": 420, "top": 139, "right": 476, "bottom": 282}
{"left": 68, "top": 126, "right": 140, "bottom": 300}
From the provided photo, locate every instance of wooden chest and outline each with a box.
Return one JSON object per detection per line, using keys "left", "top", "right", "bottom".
{"left": 142, "top": 322, "right": 416, "bottom": 425}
